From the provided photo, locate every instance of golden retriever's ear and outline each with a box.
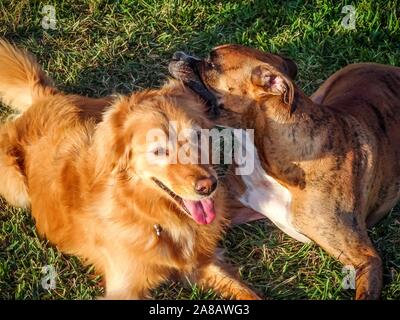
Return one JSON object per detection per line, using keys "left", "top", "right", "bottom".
{"left": 251, "top": 65, "right": 295, "bottom": 114}
{"left": 96, "top": 97, "right": 135, "bottom": 173}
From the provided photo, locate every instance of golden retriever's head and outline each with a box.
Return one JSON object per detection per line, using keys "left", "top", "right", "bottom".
{"left": 101, "top": 83, "right": 220, "bottom": 225}
{"left": 169, "top": 44, "right": 298, "bottom": 119}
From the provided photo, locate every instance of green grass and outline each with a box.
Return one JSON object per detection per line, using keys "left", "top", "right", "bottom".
{"left": 1, "top": 0, "right": 400, "bottom": 299}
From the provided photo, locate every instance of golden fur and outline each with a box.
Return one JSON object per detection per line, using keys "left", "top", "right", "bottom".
{"left": 0, "top": 40, "right": 260, "bottom": 300}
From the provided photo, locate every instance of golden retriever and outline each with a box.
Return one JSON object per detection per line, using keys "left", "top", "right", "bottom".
{"left": 0, "top": 40, "right": 260, "bottom": 300}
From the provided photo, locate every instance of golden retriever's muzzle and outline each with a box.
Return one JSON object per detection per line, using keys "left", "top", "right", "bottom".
{"left": 169, "top": 52, "right": 220, "bottom": 117}
{"left": 151, "top": 175, "right": 218, "bottom": 225}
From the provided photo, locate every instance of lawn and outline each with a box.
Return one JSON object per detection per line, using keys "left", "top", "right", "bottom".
{"left": 0, "top": 0, "right": 399, "bottom": 300}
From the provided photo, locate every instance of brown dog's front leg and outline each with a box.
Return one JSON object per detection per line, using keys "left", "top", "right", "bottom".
{"left": 354, "top": 254, "right": 383, "bottom": 300}
{"left": 294, "top": 213, "right": 382, "bottom": 300}
{"left": 195, "top": 261, "right": 262, "bottom": 300}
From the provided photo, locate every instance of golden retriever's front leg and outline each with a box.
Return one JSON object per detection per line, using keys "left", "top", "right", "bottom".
{"left": 0, "top": 127, "right": 30, "bottom": 208}
{"left": 101, "top": 262, "right": 155, "bottom": 300}
{"left": 102, "top": 275, "right": 149, "bottom": 300}
{"left": 195, "top": 261, "right": 261, "bottom": 300}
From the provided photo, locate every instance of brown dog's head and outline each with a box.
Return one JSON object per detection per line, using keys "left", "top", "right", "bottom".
{"left": 98, "top": 83, "right": 220, "bottom": 225}
{"left": 168, "top": 44, "right": 298, "bottom": 119}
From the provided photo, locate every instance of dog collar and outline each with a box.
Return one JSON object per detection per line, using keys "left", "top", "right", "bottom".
{"left": 154, "top": 224, "right": 163, "bottom": 237}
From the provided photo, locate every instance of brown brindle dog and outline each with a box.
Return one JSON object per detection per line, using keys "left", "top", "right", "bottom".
{"left": 169, "top": 44, "right": 400, "bottom": 299}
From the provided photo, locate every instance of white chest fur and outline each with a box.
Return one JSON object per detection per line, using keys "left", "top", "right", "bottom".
{"left": 233, "top": 129, "right": 311, "bottom": 243}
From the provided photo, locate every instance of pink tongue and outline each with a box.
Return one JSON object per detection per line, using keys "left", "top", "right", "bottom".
{"left": 182, "top": 198, "right": 216, "bottom": 225}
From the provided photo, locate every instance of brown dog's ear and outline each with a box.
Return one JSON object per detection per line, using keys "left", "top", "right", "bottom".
{"left": 282, "top": 56, "right": 297, "bottom": 80}
{"left": 272, "top": 53, "right": 298, "bottom": 80}
{"left": 251, "top": 65, "right": 296, "bottom": 113}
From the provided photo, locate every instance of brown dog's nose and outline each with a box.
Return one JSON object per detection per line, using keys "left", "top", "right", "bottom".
{"left": 172, "top": 51, "right": 201, "bottom": 66}
{"left": 195, "top": 176, "right": 217, "bottom": 196}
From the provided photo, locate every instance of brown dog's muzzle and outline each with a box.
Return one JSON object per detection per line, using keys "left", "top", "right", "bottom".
{"left": 171, "top": 51, "right": 202, "bottom": 71}
{"left": 169, "top": 51, "right": 220, "bottom": 117}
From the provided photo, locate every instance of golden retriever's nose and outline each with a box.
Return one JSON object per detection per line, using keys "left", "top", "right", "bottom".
{"left": 195, "top": 176, "right": 217, "bottom": 196}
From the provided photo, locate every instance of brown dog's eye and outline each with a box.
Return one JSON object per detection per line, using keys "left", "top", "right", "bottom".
{"left": 207, "top": 61, "right": 216, "bottom": 69}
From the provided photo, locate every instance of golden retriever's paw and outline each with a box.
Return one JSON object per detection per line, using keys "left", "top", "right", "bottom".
{"left": 234, "top": 290, "right": 263, "bottom": 300}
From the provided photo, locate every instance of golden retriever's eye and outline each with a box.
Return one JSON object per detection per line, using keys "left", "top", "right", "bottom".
{"left": 153, "top": 147, "right": 169, "bottom": 157}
